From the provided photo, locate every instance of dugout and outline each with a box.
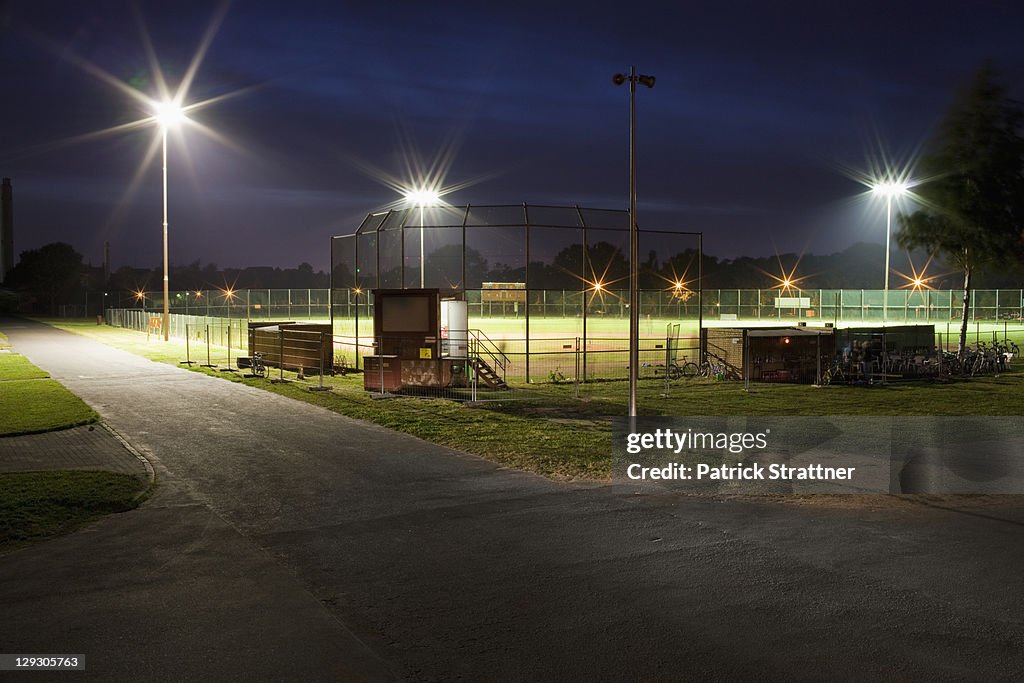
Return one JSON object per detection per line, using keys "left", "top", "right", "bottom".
{"left": 704, "top": 326, "right": 835, "bottom": 383}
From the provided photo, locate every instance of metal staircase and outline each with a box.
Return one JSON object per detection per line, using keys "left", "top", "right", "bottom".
{"left": 468, "top": 329, "right": 510, "bottom": 390}
{"left": 469, "top": 357, "right": 508, "bottom": 389}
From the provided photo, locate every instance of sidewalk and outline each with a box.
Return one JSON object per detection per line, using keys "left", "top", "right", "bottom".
{"left": 0, "top": 423, "right": 152, "bottom": 482}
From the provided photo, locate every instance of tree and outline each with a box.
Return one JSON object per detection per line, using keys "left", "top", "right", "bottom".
{"left": 896, "top": 62, "right": 1024, "bottom": 353}
{"left": 5, "top": 242, "right": 85, "bottom": 313}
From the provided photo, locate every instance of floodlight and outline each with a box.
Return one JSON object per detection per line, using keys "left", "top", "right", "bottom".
{"left": 403, "top": 188, "right": 440, "bottom": 207}
{"left": 153, "top": 100, "right": 185, "bottom": 129}
{"left": 871, "top": 180, "right": 909, "bottom": 199}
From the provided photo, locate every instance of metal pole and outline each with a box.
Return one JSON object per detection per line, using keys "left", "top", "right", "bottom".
{"left": 697, "top": 232, "right": 704, "bottom": 359}
{"left": 524, "top": 203, "right": 531, "bottom": 384}
{"left": 575, "top": 336, "right": 580, "bottom": 399}
{"left": 201, "top": 324, "right": 216, "bottom": 368}
{"left": 883, "top": 195, "right": 892, "bottom": 324}
{"left": 744, "top": 330, "right": 750, "bottom": 393}
{"left": 310, "top": 331, "right": 332, "bottom": 392}
{"left": 271, "top": 330, "right": 289, "bottom": 384}
{"left": 180, "top": 323, "right": 194, "bottom": 365}
{"left": 627, "top": 65, "right": 639, "bottom": 418}
{"left": 816, "top": 331, "right": 821, "bottom": 386}
{"left": 419, "top": 205, "right": 425, "bottom": 288}
{"left": 220, "top": 322, "right": 236, "bottom": 372}
{"left": 162, "top": 127, "right": 170, "bottom": 341}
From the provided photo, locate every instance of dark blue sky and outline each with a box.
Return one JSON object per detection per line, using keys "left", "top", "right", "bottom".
{"left": 2, "top": 0, "right": 1023, "bottom": 272}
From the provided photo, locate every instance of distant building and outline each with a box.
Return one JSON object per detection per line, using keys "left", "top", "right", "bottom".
{"left": 1, "top": 177, "right": 12, "bottom": 284}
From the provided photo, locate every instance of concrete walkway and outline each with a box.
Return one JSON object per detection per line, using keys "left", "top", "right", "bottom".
{"left": 2, "top": 317, "right": 1024, "bottom": 681}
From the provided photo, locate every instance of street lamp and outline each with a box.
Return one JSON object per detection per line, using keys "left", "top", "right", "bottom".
{"left": 613, "top": 66, "right": 655, "bottom": 418}
{"left": 153, "top": 100, "right": 185, "bottom": 341}
{"left": 871, "top": 179, "right": 909, "bottom": 322}
{"left": 404, "top": 188, "right": 440, "bottom": 288}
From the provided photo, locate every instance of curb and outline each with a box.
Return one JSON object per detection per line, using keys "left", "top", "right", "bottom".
{"left": 100, "top": 421, "right": 157, "bottom": 496}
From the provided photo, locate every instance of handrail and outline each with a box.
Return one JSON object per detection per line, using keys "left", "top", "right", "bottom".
{"left": 468, "top": 328, "right": 509, "bottom": 376}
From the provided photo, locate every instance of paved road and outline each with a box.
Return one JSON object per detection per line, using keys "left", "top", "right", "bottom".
{"left": 2, "top": 318, "right": 1024, "bottom": 681}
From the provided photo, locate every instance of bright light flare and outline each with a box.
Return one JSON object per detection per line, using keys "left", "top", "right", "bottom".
{"left": 134, "top": 290, "right": 146, "bottom": 301}
{"left": 756, "top": 249, "right": 811, "bottom": 295}
{"left": 153, "top": 100, "right": 186, "bottom": 129}
{"left": 221, "top": 288, "right": 236, "bottom": 300}
{"left": 871, "top": 179, "right": 910, "bottom": 199}
{"left": 403, "top": 188, "right": 441, "bottom": 207}
{"left": 895, "top": 254, "right": 943, "bottom": 293}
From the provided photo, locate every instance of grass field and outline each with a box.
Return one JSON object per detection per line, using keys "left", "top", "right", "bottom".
{"left": 0, "top": 471, "right": 147, "bottom": 554}
{"left": 47, "top": 319, "right": 1024, "bottom": 480}
{"left": 0, "top": 335, "right": 98, "bottom": 436}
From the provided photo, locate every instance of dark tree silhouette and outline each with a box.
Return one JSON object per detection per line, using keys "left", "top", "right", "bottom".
{"left": 896, "top": 62, "right": 1024, "bottom": 352}
{"left": 5, "top": 242, "right": 84, "bottom": 313}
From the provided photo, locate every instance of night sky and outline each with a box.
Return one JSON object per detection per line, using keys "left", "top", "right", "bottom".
{"left": 2, "top": 0, "right": 1023, "bottom": 272}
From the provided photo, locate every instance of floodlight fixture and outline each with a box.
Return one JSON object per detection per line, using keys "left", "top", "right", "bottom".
{"left": 871, "top": 179, "right": 909, "bottom": 199}
{"left": 403, "top": 188, "right": 441, "bottom": 207}
{"left": 153, "top": 99, "right": 186, "bottom": 130}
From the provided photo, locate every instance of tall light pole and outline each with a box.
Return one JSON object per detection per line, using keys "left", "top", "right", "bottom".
{"left": 872, "top": 179, "right": 908, "bottom": 323}
{"left": 154, "top": 100, "right": 184, "bottom": 341}
{"left": 404, "top": 188, "right": 440, "bottom": 289}
{"left": 613, "top": 66, "right": 655, "bottom": 418}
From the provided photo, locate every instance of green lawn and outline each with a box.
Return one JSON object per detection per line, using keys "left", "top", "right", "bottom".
{"left": 0, "top": 352, "right": 50, "bottom": 380}
{"left": 0, "top": 342, "right": 97, "bottom": 436}
{"left": 0, "top": 471, "right": 147, "bottom": 554}
{"left": 47, "top": 319, "right": 1024, "bottom": 480}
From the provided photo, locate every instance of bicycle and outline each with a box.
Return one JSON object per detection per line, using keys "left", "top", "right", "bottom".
{"left": 251, "top": 351, "right": 266, "bottom": 378}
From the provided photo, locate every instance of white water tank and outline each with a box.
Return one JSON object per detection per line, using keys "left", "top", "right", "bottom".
{"left": 441, "top": 299, "right": 469, "bottom": 358}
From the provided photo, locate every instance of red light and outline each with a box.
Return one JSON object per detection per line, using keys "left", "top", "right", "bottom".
{"left": 783, "top": 337, "right": 791, "bottom": 344}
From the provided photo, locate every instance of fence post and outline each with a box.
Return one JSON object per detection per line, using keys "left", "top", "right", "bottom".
{"left": 574, "top": 336, "right": 580, "bottom": 400}
{"left": 220, "top": 322, "right": 237, "bottom": 372}
{"left": 271, "top": 330, "right": 289, "bottom": 383}
{"left": 201, "top": 325, "right": 217, "bottom": 368}
{"left": 744, "top": 330, "right": 751, "bottom": 393}
{"left": 309, "top": 332, "right": 332, "bottom": 392}
{"left": 179, "top": 323, "right": 195, "bottom": 365}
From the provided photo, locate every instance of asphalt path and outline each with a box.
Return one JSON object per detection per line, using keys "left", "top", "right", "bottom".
{"left": 2, "top": 318, "right": 1024, "bottom": 681}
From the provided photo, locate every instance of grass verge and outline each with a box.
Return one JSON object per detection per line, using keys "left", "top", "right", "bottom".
{"left": 0, "top": 470, "right": 148, "bottom": 554}
{"left": 0, "top": 340, "right": 97, "bottom": 436}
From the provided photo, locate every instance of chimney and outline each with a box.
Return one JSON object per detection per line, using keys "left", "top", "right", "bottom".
{"left": 0, "top": 178, "right": 11, "bottom": 284}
